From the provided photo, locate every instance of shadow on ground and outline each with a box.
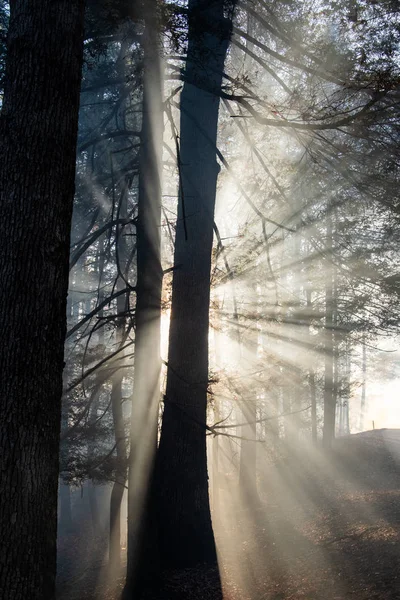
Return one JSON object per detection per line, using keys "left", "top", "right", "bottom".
{"left": 57, "top": 430, "right": 400, "bottom": 599}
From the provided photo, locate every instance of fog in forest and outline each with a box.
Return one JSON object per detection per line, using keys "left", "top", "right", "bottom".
{"left": 56, "top": 2, "right": 400, "bottom": 596}
{"left": 1, "top": 1, "right": 399, "bottom": 599}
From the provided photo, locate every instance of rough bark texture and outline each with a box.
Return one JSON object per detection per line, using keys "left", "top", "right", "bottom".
{"left": 0, "top": 2, "right": 85, "bottom": 599}
{"left": 155, "top": 0, "right": 234, "bottom": 568}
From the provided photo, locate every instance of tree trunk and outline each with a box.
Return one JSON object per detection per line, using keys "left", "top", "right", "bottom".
{"left": 306, "top": 288, "right": 317, "bottom": 444}
{"left": 155, "top": 0, "right": 235, "bottom": 568}
{"left": 290, "top": 224, "right": 302, "bottom": 441}
{"left": 0, "top": 2, "right": 84, "bottom": 598}
{"left": 109, "top": 189, "right": 129, "bottom": 574}
{"left": 124, "top": 0, "right": 163, "bottom": 594}
{"left": 323, "top": 210, "right": 335, "bottom": 448}
{"left": 343, "top": 337, "right": 351, "bottom": 435}
{"left": 360, "top": 332, "right": 366, "bottom": 431}
{"left": 309, "top": 370, "right": 317, "bottom": 443}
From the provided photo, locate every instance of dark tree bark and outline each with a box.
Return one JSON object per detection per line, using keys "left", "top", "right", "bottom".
{"left": 155, "top": 0, "right": 235, "bottom": 568}
{"left": 0, "top": 2, "right": 85, "bottom": 599}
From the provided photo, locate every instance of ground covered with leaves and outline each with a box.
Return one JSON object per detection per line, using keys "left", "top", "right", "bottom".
{"left": 57, "top": 429, "right": 400, "bottom": 599}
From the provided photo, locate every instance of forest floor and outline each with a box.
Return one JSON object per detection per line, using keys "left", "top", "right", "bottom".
{"left": 57, "top": 429, "right": 400, "bottom": 600}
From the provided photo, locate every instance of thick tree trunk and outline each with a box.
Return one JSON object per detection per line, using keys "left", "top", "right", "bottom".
{"left": 124, "top": 0, "right": 163, "bottom": 594}
{"left": 108, "top": 32, "right": 139, "bottom": 571}
{"left": 155, "top": 0, "right": 234, "bottom": 568}
{"left": 0, "top": 2, "right": 84, "bottom": 598}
